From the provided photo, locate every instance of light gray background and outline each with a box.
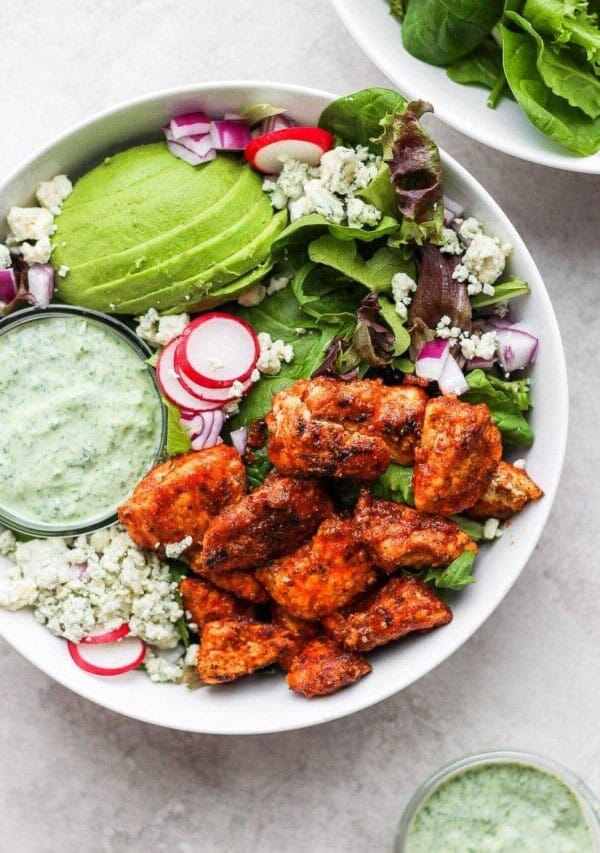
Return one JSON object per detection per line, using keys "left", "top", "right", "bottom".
{"left": 2, "top": 2, "right": 599, "bottom": 851}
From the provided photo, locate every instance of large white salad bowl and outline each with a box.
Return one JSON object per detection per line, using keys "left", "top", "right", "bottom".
{"left": 0, "top": 81, "right": 568, "bottom": 734}
{"left": 331, "top": 0, "right": 600, "bottom": 174}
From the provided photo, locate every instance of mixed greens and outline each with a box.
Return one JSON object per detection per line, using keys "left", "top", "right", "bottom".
{"left": 389, "top": 0, "right": 600, "bottom": 155}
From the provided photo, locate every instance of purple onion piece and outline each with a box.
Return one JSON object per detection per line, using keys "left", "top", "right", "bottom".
{"left": 27, "top": 264, "right": 55, "bottom": 309}
{"left": 230, "top": 427, "right": 248, "bottom": 456}
{"left": 0, "top": 268, "right": 17, "bottom": 303}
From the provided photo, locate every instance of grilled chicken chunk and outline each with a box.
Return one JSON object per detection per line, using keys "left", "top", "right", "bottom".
{"left": 272, "top": 605, "right": 320, "bottom": 671}
{"left": 257, "top": 516, "right": 378, "bottom": 621}
{"left": 201, "top": 473, "right": 333, "bottom": 572}
{"left": 323, "top": 576, "right": 452, "bottom": 652}
{"left": 413, "top": 397, "right": 502, "bottom": 517}
{"left": 266, "top": 377, "right": 427, "bottom": 479}
{"left": 467, "top": 461, "right": 544, "bottom": 520}
{"left": 197, "top": 617, "right": 290, "bottom": 684}
{"left": 354, "top": 492, "right": 477, "bottom": 572}
{"left": 180, "top": 577, "right": 255, "bottom": 627}
{"left": 118, "top": 445, "right": 246, "bottom": 552}
{"left": 286, "top": 637, "right": 371, "bottom": 698}
{"left": 188, "top": 552, "right": 270, "bottom": 604}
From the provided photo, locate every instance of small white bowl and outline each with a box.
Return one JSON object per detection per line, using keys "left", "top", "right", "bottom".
{"left": 0, "top": 81, "right": 568, "bottom": 734}
{"left": 331, "top": 0, "right": 600, "bottom": 174}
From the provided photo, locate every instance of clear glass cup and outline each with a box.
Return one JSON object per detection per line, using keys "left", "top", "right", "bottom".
{"left": 0, "top": 305, "right": 166, "bottom": 538}
{"left": 394, "top": 750, "right": 600, "bottom": 852}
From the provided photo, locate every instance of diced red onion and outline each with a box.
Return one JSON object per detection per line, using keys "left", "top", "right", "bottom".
{"left": 467, "top": 355, "right": 495, "bottom": 371}
{"left": 210, "top": 120, "right": 252, "bottom": 151}
{"left": 169, "top": 112, "right": 211, "bottom": 139}
{"left": 496, "top": 327, "right": 539, "bottom": 374}
{"left": 444, "top": 195, "right": 464, "bottom": 222}
{"left": 187, "top": 409, "right": 225, "bottom": 450}
{"left": 224, "top": 112, "right": 243, "bottom": 120}
{"left": 415, "top": 339, "right": 450, "bottom": 381}
{"left": 0, "top": 268, "right": 16, "bottom": 303}
{"left": 167, "top": 140, "right": 216, "bottom": 166}
{"left": 438, "top": 352, "right": 469, "bottom": 396}
{"left": 27, "top": 263, "right": 55, "bottom": 309}
{"left": 260, "top": 114, "right": 296, "bottom": 134}
{"left": 230, "top": 426, "right": 248, "bottom": 456}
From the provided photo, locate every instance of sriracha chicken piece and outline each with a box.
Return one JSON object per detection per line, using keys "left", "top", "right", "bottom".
{"left": 197, "top": 617, "right": 290, "bottom": 684}
{"left": 467, "top": 461, "right": 544, "bottom": 520}
{"left": 354, "top": 491, "right": 477, "bottom": 572}
{"left": 118, "top": 445, "right": 246, "bottom": 552}
{"left": 272, "top": 605, "right": 320, "bottom": 671}
{"left": 180, "top": 577, "right": 255, "bottom": 627}
{"left": 256, "top": 516, "right": 378, "bottom": 621}
{"left": 323, "top": 576, "right": 452, "bottom": 652}
{"left": 413, "top": 397, "right": 502, "bottom": 516}
{"left": 188, "top": 550, "right": 270, "bottom": 603}
{"left": 201, "top": 473, "right": 333, "bottom": 572}
{"left": 286, "top": 637, "right": 371, "bottom": 698}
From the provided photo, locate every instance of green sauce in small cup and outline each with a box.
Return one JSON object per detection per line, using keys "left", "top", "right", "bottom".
{"left": 407, "top": 762, "right": 595, "bottom": 853}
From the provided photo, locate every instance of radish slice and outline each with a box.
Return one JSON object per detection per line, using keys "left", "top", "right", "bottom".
{"left": 167, "top": 140, "right": 216, "bottom": 166}
{"left": 230, "top": 427, "right": 248, "bottom": 456}
{"left": 0, "top": 268, "right": 17, "bottom": 303}
{"left": 177, "top": 312, "right": 259, "bottom": 388}
{"left": 177, "top": 360, "right": 254, "bottom": 403}
{"left": 496, "top": 327, "right": 538, "bottom": 374}
{"left": 81, "top": 623, "right": 130, "bottom": 645}
{"left": 27, "top": 263, "right": 55, "bottom": 308}
{"left": 415, "top": 339, "right": 450, "bottom": 381}
{"left": 68, "top": 636, "right": 146, "bottom": 676}
{"left": 438, "top": 353, "right": 469, "bottom": 396}
{"left": 156, "top": 339, "right": 223, "bottom": 411}
{"left": 210, "top": 120, "right": 252, "bottom": 151}
{"left": 245, "top": 127, "right": 334, "bottom": 174}
{"left": 170, "top": 112, "right": 211, "bottom": 139}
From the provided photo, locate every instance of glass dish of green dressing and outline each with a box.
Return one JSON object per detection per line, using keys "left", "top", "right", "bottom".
{"left": 395, "top": 751, "right": 600, "bottom": 853}
{"left": 0, "top": 306, "right": 165, "bottom": 537}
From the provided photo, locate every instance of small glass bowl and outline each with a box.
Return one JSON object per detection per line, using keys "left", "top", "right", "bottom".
{"left": 394, "top": 750, "right": 600, "bottom": 852}
{"left": 0, "top": 304, "right": 166, "bottom": 538}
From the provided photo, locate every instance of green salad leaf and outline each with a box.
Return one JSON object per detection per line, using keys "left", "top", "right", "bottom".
{"left": 378, "top": 296, "right": 411, "bottom": 355}
{"left": 372, "top": 464, "right": 415, "bottom": 505}
{"left": 447, "top": 39, "right": 505, "bottom": 90}
{"left": 163, "top": 397, "right": 191, "bottom": 456}
{"left": 318, "top": 88, "right": 408, "bottom": 152}
{"left": 355, "top": 162, "right": 398, "bottom": 218}
{"left": 291, "top": 263, "right": 364, "bottom": 332}
{"left": 522, "top": 0, "right": 600, "bottom": 68}
{"left": 308, "top": 235, "right": 416, "bottom": 294}
{"left": 463, "top": 369, "right": 534, "bottom": 446}
{"left": 451, "top": 515, "right": 487, "bottom": 542}
{"left": 244, "top": 445, "right": 273, "bottom": 489}
{"left": 401, "top": 0, "right": 504, "bottom": 65}
{"left": 425, "top": 550, "right": 477, "bottom": 590}
{"left": 470, "top": 277, "right": 530, "bottom": 309}
{"left": 272, "top": 213, "right": 400, "bottom": 253}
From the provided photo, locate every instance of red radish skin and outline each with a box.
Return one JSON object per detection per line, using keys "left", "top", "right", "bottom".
{"left": 177, "top": 312, "right": 259, "bottom": 388}
{"left": 81, "top": 624, "right": 130, "bottom": 645}
{"left": 156, "top": 340, "right": 222, "bottom": 412}
{"left": 245, "top": 127, "right": 334, "bottom": 174}
{"left": 67, "top": 636, "right": 146, "bottom": 676}
{"left": 177, "top": 356, "right": 254, "bottom": 404}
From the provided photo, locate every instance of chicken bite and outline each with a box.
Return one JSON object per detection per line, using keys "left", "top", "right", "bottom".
{"left": 180, "top": 577, "right": 255, "bottom": 627}
{"left": 118, "top": 445, "right": 246, "bottom": 552}
{"left": 272, "top": 605, "right": 320, "bottom": 671}
{"left": 413, "top": 397, "right": 502, "bottom": 516}
{"left": 197, "top": 617, "right": 290, "bottom": 684}
{"left": 188, "top": 552, "right": 270, "bottom": 604}
{"left": 286, "top": 637, "right": 372, "bottom": 698}
{"left": 201, "top": 473, "right": 333, "bottom": 572}
{"left": 256, "top": 516, "right": 378, "bottom": 621}
{"left": 323, "top": 575, "right": 452, "bottom": 652}
{"left": 354, "top": 491, "right": 477, "bottom": 573}
{"left": 467, "top": 461, "right": 543, "bottom": 520}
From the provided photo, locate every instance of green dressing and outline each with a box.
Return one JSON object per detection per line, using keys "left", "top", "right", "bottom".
{"left": 407, "top": 762, "right": 595, "bottom": 852}
{"left": 0, "top": 313, "right": 163, "bottom": 530}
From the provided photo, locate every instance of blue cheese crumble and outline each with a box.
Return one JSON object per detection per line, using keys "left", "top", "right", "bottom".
{"left": 256, "top": 332, "right": 295, "bottom": 375}
{"left": 391, "top": 272, "right": 417, "bottom": 320}
{"left": 135, "top": 308, "right": 190, "bottom": 347}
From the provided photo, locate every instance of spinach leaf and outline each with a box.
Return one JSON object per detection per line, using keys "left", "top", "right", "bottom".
{"left": 447, "top": 38, "right": 504, "bottom": 90}
{"left": 501, "top": 22, "right": 600, "bottom": 155}
{"left": 244, "top": 445, "right": 273, "bottom": 489}
{"left": 470, "top": 277, "right": 530, "bottom": 309}
{"left": 379, "top": 296, "right": 411, "bottom": 355}
{"left": 308, "top": 235, "right": 416, "bottom": 293}
{"left": 291, "top": 262, "right": 364, "bottom": 331}
{"left": 318, "top": 88, "right": 408, "bottom": 152}
{"left": 402, "top": 0, "right": 504, "bottom": 65}
{"left": 463, "top": 369, "right": 534, "bottom": 446}
{"left": 372, "top": 464, "right": 415, "bottom": 505}
{"left": 425, "top": 550, "right": 476, "bottom": 590}
{"left": 523, "top": 0, "right": 600, "bottom": 68}
{"left": 355, "top": 162, "right": 398, "bottom": 218}
{"left": 272, "top": 213, "right": 400, "bottom": 253}
{"left": 451, "top": 515, "right": 486, "bottom": 541}
{"left": 163, "top": 397, "right": 191, "bottom": 456}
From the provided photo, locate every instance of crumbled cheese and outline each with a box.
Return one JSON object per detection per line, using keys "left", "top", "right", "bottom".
{"left": 346, "top": 197, "right": 381, "bottom": 229}
{"left": 266, "top": 275, "right": 289, "bottom": 296}
{"left": 207, "top": 356, "right": 225, "bottom": 371}
{"left": 135, "top": 308, "right": 190, "bottom": 347}
{"left": 319, "top": 146, "right": 379, "bottom": 196}
{"left": 483, "top": 518, "right": 503, "bottom": 540}
{"left": 230, "top": 380, "right": 246, "bottom": 398}
{"left": 184, "top": 643, "right": 200, "bottom": 667}
{"left": 57, "top": 265, "right": 70, "bottom": 278}
{"left": 256, "top": 331, "right": 294, "bottom": 376}
{"left": 20, "top": 237, "right": 52, "bottom": 265}
{"left": 250, "top": 368, "right": 260, "bottom": 383}
{"left": 237, "top": 283, "right": 267, "bottom": 307}
{"left": 494, "top": 301, "right": 509, "bottom": 318}
{"left": 439, "top": 227, "right": 462, "bottom": 255}
{"left": 0, "top": 525, "right": 183, "bottom": 651}
{"left": 391, "top": 272, "right": 417, "bottom": 320}
{"left": 144, "top": 649, "right": 184, "bottom": 683}
{"left": 462, "top": 234, "right": 512, "bottom": 287}
{"left": 458, "top": 217, "right": 483, "bottom": 246}
{"left": 513, "top": 458, "right": 526, "bottom": 469}
{"left": 0, "top": 244, "right": 11, "bottom": 268}
{"left": 164, "top": 536, "right": 193, "bottom": 559}
{"left": 222, "top": 399, "right": 240, "bottom": 416}
{"left": 459, "top": 330, "right": 498, "bottom": 362}
{"left": 7, "top": 207, "right": 54, "bottom": 242}
{"left": 435, "top": 315, "right": 461, "bottom": 343}
{"left": 35, "top": 175, "right": 72, "bottom": 215}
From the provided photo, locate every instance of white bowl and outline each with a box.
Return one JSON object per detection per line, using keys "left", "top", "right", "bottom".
{"left": 331, "top": 0, "right": 600, "bottom": 174}
{"left": 0, "top": 81, "right": 568, "bottom": 734}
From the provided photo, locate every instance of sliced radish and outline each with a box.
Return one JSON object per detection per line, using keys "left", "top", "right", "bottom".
{"left": 245, "top": 127, "right": 334, "bottom": 174}
{"left": 177, "top": 312, "right": 259, "bottom": 388}
{"left": 156, "top": 339, "right": 222, "bottom": 411}
{"left": 68, "top": 636, "right": 146, "bottom": 676}
{"left": 81, "top": 623, "right": 130, "bottom": 645}
{"left": 438, "top": 353, "right": 469, "bottom": 396}
{"left": 415, "top": 339, "right": 450, "bottom": 382}
{"left": 177, "top": 360, "right": 254, "bottom": 403}
{"left": 170, "top": 112, "right": 211, "bottom": 139}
